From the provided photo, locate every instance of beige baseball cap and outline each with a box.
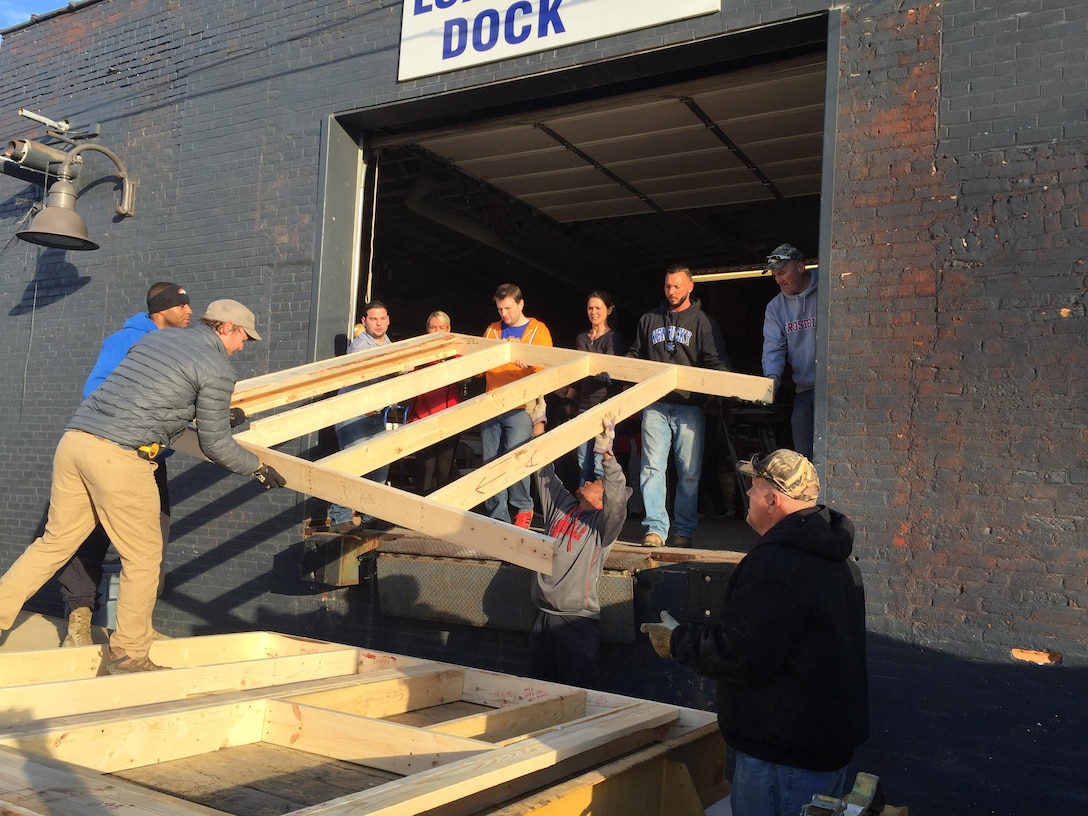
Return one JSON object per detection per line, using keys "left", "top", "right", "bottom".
{"left": 203, "top": 299, "right": 262, "bottom": 340}
{"left": 738, "top": 449, "right": 820, "bottom": 501}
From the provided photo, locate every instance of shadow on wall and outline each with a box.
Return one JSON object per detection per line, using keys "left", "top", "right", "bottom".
{"left": 856, "top": 634, "right": 1088, "bottom": 814}
{"left": 8, "top": 249, "right": 91, "bottom": 316}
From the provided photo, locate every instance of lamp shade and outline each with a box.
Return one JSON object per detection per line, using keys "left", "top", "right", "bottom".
{"left": 16, "top": 179, "right": 99, "bottom": 251}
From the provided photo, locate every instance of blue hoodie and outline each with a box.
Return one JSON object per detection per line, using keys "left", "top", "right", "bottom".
{"left": 761, "top": 269, "right": 818, "bottom": 392}
{"left": 82, "top": 312, "right": 158, "bottom": 399}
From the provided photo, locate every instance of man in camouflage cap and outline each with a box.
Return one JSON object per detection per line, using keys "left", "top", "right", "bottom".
{"left": 641, "top": 449, "right": 869, "bottom": 815}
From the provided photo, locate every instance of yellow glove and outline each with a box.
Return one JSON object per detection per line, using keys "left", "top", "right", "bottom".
{"left": 640, "top": 610, "right": 680, "bottom": 658}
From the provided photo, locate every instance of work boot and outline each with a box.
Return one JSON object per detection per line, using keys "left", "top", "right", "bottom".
{"left": 62, "top": 607, "right": 94, "bottom": 648}
{"left": 106, "top": 648, "right": 171, "bottom": 675}
{"left": 513, "top": 510, "right": 534, "bottom": 529}
{"left": 642, "top": 533, "right": 665, "bottom": 548}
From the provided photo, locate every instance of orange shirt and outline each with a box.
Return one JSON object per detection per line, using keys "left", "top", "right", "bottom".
{"left": 483, "top": 317, "right": 553, "bottom": 392}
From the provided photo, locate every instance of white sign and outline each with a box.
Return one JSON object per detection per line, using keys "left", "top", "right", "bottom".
{"left": 398, "top": 0, "right": 722, "bottom": 81}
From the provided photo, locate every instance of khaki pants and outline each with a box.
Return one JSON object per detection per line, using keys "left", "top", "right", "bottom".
{"left": 0, "top": 430, "right": 162, "bottom": 658}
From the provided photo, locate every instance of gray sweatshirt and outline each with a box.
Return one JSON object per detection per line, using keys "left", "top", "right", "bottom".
{"left": 762, "top": 269, "right": 818, "bottom": 392}
{"left": 530, "top": 455, "right": 627, "bottom": 618}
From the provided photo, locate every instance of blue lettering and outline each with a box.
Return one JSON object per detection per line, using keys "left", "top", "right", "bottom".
{"left": 538, "top": 0, "right": 565, "bottom": 37}
{"left": 473, "top": 9, "right": 500, "bottom": 52}
{"left": 651, "top": 327, "right": 666, "bottom": 345}
{"left": 443, "top": 18, "right": 468, "bottom": 58}
{"left": 413, "top": 0, "right": 432, "bottom": 13}
{"left": 440, "top": 0, "right": 568, "bottom": 61}
{"left": 505, "top": 1, "right": 532, "bottom": 44}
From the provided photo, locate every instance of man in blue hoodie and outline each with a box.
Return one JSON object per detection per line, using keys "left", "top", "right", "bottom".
{"left": 641, "top": 450, "right": 869, "bottom": 816}
{"left": 762, "top": 244, "right": 818, "bottom": 460}
{"left": 626, "top": 264, "right": 731, "bottom": 548}
{"left": 58, "top": 282, "right": 193, "bottom": 647}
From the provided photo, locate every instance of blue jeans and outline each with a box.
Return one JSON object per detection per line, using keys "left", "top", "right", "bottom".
{"left": 327, "top": 414, "right": 389, "bottom": 525}
{"left": 574, "top": 438, "right": 603, "bottom": 483}
{"left": 480, "top": 407, "right": 533, "bottom": 522}
{"left": 731, "top": 751, "right": 847, "bottom": 816}
{"left": 792, "top": 387, "right": 815, "bottom": 460}
{"left": 639, "top": 401, "right": 704, "bottom": 540}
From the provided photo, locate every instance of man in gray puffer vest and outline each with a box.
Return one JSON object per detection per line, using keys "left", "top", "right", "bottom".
{"left": 0, "top": 300, "right": 286, "bottom": 674}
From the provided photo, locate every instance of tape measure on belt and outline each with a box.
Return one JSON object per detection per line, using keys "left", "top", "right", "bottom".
{"left": 136, "top": 443, "right": 161, "bottom": 461}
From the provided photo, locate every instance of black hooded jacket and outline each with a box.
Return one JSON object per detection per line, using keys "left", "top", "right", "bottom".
{"left": 670, "top": 506, "right": 869, "bottom": 771}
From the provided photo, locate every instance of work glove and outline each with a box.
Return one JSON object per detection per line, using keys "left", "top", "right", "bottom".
{"left": 640, "top": 610, "right": 680, "bottom": 658}
{"left": 253, "top": 463, "right": 286, "bottom": 489}
{"left": 229, "top": 407, "right": 247, "bottom": 427}
{"left": 593, "top": 414, "right": 616, "bottom": 455}
{"left": 594, "top": 371, "right": 612, "bottom": 385}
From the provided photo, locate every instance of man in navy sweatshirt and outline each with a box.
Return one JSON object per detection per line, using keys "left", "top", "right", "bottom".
{"left": 626, "top": 264, "right": 731, "bottom": 548}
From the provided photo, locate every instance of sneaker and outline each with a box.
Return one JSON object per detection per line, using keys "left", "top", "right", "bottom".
{"left": 642, "top": 533, "right": 665, "bottom": 548}
{"left": 513, "top": 510, "right": 534, "bottom": 529}
{"left": 106, "top": 649, "right": 171, "bottom": 675}
{"left": 62, "top": 607, "right": 93, "bottom": 648}
{"left": 672, "top": 535, "right": 692, "bottom": 548}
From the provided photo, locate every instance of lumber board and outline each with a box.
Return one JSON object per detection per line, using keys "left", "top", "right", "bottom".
{"left": 425, "top": 689, "right": 587, "bottom": 742}
{"left": 262, "top": 699, "right": 496, "bottom": 775}
{"left": 0, "top": 645, "right": 365, "bottom": 726}
{"left": 459, "top": 668, "right": 581, "bottom": 708}
{"left": 236, "top": 443, "right": 556, "bottom": 574}
{"left": 237, "top": 343, "right": 510, "bottom": 447}
{"left": 0, "top": 699, "right": 268, "bottom": 773}
{"left": 279, "top": 666, "right": 465, "bottom": 718}
{"left": 0, "top": 630, "right": 346, "bottom": 686}
{"left": 287, "top": 702, "right": 679, "bottom": 816}
{"left": 317, "top": 354, "right": 591, "bottom": 475}
{"left": 430, "top": 370, "right": 677, "bottom": 509}
{"left": 231, "top": 332, "right": 462, "bottom": 414}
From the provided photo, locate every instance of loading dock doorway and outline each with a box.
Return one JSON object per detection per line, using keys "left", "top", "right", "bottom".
{"left": 319, "top": 12, "right": 835, "bottom": 465}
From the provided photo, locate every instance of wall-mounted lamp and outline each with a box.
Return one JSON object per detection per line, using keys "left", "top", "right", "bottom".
{"left": 15, "top": 142, "right": 135, "bottom": 251}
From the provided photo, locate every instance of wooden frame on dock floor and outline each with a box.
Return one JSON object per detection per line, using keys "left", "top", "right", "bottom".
{"left": 176, "top": 333, "right": 773, "bottom": 574}
{"left": 0, "top": 632, "right": 727, "bottom": 815}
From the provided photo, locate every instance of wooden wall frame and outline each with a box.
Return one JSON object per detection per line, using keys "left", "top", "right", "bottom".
{"left": 176, "top": 333, "right": 773, "bottom": 574}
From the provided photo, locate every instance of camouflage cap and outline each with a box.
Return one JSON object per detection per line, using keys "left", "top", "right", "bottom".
{"left": 765, "top": 243, "right": 804, "bottom": 272}
{"left": 738, "top": 449, "right": 820, "bottom": 501}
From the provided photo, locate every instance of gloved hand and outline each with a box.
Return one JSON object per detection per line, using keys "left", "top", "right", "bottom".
{"left": 253, "top": 463, "right": 286, "bottom": 489}
{"left": 594, "top": 371, "right": 612, "bottom": 385}
{"left": 593, "top": 414, "right": 616, "bottom": 455}
{"left": 640, "top": 610, "right": 680, "bottom": 658}
{"left": 229, "top": 407, "right": 247, "bottom": 427}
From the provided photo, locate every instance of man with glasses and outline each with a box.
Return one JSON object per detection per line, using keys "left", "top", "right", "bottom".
{"left": 762, "top": 243, "right": 817, "bottom": 459}
{"left": 626, "top": 264, "right": 730, "bottom": 548}
{"left": 641, "top": 449, "right": 869, "bottom": 815}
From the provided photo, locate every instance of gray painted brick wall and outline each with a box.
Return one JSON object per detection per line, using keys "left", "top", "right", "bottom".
{"left": 0, "top": 2, "right": 1086, "bottom": 810}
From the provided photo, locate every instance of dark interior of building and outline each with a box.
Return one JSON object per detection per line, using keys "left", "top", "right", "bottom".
{"left": 341, "top": 27, "right": 829, "bottom": 383}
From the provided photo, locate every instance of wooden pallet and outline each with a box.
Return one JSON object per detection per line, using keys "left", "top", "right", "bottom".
{"left": 0, "top": 632, "right": 726, "bottom": 815}
{"left": 175, "top": 332, "right": 773, "bottom": 574}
